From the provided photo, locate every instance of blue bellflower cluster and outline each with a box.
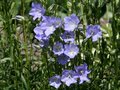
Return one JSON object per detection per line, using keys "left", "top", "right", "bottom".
{"left": 33, "top": 15, "right": 62, "bottom": 47}
{"left": 53, "top": 42, "right": 79, "bottom": 65}
{"left": 29, "top": 2, "right": 102, "bottom": 89}
{"left": 52, "top": 14, "right": 80, "bottom": 65}
{"left": 49, "top": 63, "right": 91, "bottom": 88}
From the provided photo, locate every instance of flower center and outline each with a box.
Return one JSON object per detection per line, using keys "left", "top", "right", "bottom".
{"left": 55, "top": 45, "right": 62, "bottom": 51}
{"left": 36, "top": 9, "right": 41, "bottom": 13}
{"left": 69, "top": 50, "right": 74, "bottom": 55}
{"left": 90, "top": 30, "right": 95, "bottom": 35}
{"left": 67, "top": 73, "right": 72, "bottom": 79}
{"left": 79, "top": 70, "right": 84, "bottom": 75}
{"left": 66, "top": 33, "right": 71, "bottom": 39}
{"left": 53, "top": 77, "right": 58, "bottom": 82}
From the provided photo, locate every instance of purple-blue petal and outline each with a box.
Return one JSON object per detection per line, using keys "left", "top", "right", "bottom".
{"left": 53, "top": 42, "right": 64, "bottom": 55}
{"left": 29, "top": 2, "right": 45, "bottom": 20}
{"left": 49, "top": 75, "right": 61, "bottom": 89}
{"left": 64, "top": 44, "right": 79, "bottom": 58}
{"left": 57, "top": 54, "right": 70, "bottom": 65}
{"left": 86, "top": 25, "right": 102, "bottom": 42}
{"left": 64, "top": 14, "right": 80, "bottom": 31}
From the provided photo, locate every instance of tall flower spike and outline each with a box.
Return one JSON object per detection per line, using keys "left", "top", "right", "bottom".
{"left": 29, "top": 2, "right": 45, "bottom": 20}
{"left": 53, "top": 42, "right": 64, "bottom": 55}
{"left": 64, "top": 14, "right": 80, "bottom": 31}
{"left": 75, "top": 63, "right": 91, "bottom": 84}
{"left": 61, "top": 70, "right": 78, "bottom": 86}
{"left": 64, "top": 44, "right": 79, "bottom": 58}
{"left": 49, "top": 75, "right": 61, "bottom": 89}
{"left": 86, "top": 25, "right": 102, "bottom": 42}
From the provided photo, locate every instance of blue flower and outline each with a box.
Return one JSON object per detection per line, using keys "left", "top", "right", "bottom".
{"left": 57, "top": 54, "right": 70, "bottom": 65}
{"left": 61, "top": 70, "right": 78, "bottom": 86}
{"left": 53, "top": 42, "right": 64, "bottom": 55}
{"left": 49, "top": 75, "right": 61, "bottom": 89}
{"left": 34, "top": 26, "right": 46, "bottom": 41}
{"left": 64, "top": 14, "right": 80, "bottom": 31}
{"left": 29, "top": 2, "right": 45, "bottom": 20}
{"left": 42, "top": 16, "right": 62, "bottom": 28}
{"left": 34, "top": 25, "right": 49, "bottom": 47}
{"left": 40, "top": 16, "right": 62, "bottom": 36}
{"left": 75, "top": 63, "right": 91, "bottom": 84}
{"left": 64, "top": 44, "right": 79, "bottom": 58}
{"left": 86, "top": 25, "right": 102, "bottom": 42}
{"left": 61, "top": 31, "right": 75, "bottom": 43}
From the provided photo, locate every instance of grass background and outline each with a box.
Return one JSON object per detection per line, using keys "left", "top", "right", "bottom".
{"left": 0, "top": 0, "right": 120, "bottom": 90}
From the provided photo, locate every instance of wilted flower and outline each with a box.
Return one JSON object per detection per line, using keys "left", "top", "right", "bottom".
{"left": 40, "top": 16, "right": 62, "bottom": 36}
{"left": 49, "top": 75, "right": 61, "bottom": 89}
{"left": 61, "top": 31, "right": 75, "bottom": 43}
{"left": 61, "top": 70, "right": 78, "bottom": 86}
{"left": 64, "top": 44, "right": 79, "bottom": 58}
{"left": 64, "top": 14, "right": 80, "bottom": 31}
{"left": 29, "top": 2, "right": 45, "bottom": 20}
{"left": 86, "top": 25, "right": 102, "bottom": 42}
{"left": 53, "top": 42, "right": 64, "bottom": 55}
{"left": 12, "top": 15, "right": 25, "bottom": 21}
{"left": 75, "top": 63, "right": 91, "bottom": 84}
{"left": 57, "top": 54, "right": 70, "bottom": 65}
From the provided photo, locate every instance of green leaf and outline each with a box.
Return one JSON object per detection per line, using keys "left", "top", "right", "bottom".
{"left": 0, "top": 57, "right": 11, "bottom": 63}
{"left": 21, "top": 74, "right": 28, "bottom": 90}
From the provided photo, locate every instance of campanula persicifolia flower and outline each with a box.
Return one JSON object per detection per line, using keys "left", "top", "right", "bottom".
{"left": 61, "top": 70, "right": 78, "bottom": 86}
{"left": 75, "top": 63, "right": 91, "bottom": 84}
{"left": 42, "top": 16, "right": 62, "bottom": 28}
{"left": 49, "top": 75, "right": 61, "bottom": 89}
{"left": 61, "top": 31, "right": 75, "bottom": 43}
{"left": 29, "top": 2, "right": 45, "bottom": 20}
{"left": 40, "top": 16, "right": 62, "bottom": 36}
{"left": 86, "top": 25, "right": 102, "bottom": 42}
{"left": 34, "top": 26, "right": 46, "bottom": 41}
{"left": 53, "top": 42, "right": 64, "bottom": 55}
{"left": 64, "top": 14, "right": 80, "bottom": 31}
{"left": 64, "top": 44, "right": 79, "bottom": 58}
{"left": 57, "top": 54, "right": 70, "bottom": 65}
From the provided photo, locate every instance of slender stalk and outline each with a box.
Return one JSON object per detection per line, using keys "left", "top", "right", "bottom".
{"left": 21, "top": 0, "right": 30, "bottom": 89}
{"left": 112, "top": 0, "right": 119, "bottom": 89}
